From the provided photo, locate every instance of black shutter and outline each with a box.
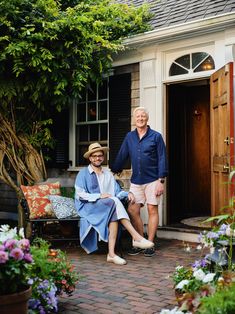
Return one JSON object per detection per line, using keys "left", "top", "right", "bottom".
{"left": 109, "top": 73, "right": 131, "bottom": 168}
{"left": 45, "top": 109, "right": 69, "bottom": 169}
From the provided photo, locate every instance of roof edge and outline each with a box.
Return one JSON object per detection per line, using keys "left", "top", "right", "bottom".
{"left": 123, "top": 11, "right": 235, "bottom": 46}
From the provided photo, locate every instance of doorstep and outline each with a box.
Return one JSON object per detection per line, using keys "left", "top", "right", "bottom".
{"left": 157, "top": 225, "right": 201, "bottom": 243}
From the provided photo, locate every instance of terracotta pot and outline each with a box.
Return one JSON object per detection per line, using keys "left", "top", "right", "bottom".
{"left": 0, "top": 286, "right": 31, "bottom": 314}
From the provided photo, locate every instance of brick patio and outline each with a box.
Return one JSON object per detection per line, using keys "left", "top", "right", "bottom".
{"left": 57, "top": 236, "right": 200, "bottom": 314}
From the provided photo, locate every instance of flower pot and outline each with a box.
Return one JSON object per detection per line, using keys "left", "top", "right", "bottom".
{"left": 0, "top": 286, "right": 31, "bottom": 314}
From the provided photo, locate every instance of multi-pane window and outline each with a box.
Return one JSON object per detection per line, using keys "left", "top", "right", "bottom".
{"left": 76, "top": 79, "right": 108, "bottom": 166}
{"left": 169, "top": 52, "right": 215, "bottom": 76}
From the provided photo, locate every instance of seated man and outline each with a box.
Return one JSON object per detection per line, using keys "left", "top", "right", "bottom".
{"left": 74, "top": 142, "right": 154, "bottom": 265}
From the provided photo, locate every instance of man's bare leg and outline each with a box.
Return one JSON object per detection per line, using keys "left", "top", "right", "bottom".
{"left": 108, "top": 221, "right": 118, "bottom": 257}
{"left": 147, "top": 204, "right": 159, "bottom": 242}
{"left": 127, "top": 203, "right": 144, "bottom": 236}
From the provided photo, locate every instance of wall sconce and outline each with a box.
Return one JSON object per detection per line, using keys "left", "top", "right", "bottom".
{"left": 194, "top": 109, "right": 202, "bottom": 121}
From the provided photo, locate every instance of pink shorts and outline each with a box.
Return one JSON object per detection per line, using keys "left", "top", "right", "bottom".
{"left": 130, "top": 180, "right": 161, "bottom": 206}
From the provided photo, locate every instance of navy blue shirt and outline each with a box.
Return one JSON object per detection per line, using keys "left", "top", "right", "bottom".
{"left": 111, "top": 127, "right": 168, "bottom": 184}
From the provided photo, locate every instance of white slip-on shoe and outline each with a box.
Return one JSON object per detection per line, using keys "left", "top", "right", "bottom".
{"left": 107, "top": 254, "right": 127, "bottom": 265}
{"left": 132, "top": 238, "right": 154, "bottom": 249}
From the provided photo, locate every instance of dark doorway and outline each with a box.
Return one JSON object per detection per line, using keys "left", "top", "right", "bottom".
{"left": 167, "top": 80, "right": 211, "bottom": 225}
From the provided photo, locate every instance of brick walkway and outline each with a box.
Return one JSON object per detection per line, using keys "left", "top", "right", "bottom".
{"left": 58, "top": 237, "right": 200, "bottom": 314}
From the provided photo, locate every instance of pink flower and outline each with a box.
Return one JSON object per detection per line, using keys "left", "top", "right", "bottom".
{"left": 19, "top": 238, "right": 30, "bottom": 250}
{"left": 24, "top": 253, "right": 33, "bottom": 263}
{"left": 9, "top": 247, "right": 24, "bottom": 260}
{"left": 0, "top": 250, "right": 8, "bottom": 263}
{"left": 4, "top": 239, "right": 17, "bottom": 250}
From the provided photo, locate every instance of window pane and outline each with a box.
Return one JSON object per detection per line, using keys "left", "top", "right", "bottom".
{"left": 90, "top": 124, "right": 99, "bottom": 141}
{"left": 78, "top": 125, "right": 88, "bottom": 142}
{"left": 76, "top": 145, "right": 88, "bottom": 166}
{"left": 77, "top": 102, "right": 86, "bottom": 122}
{"left": 88, "top": 102, "right": 96, "bottom": 121}
{"left": 192, "top": 52, "right": 208, "bottom": 68}
{"left": 100, "top": 123, "right": 107, "bottom": 140}
{"left": 88, "top": 83, "right": 96, "bottom": 101}
{"left": 169, "top": 63, "right": 188, "bottom": 76}
{"left": 80, "top": 88, "right": 86, "bottom": 102}
{"left": 99, "top": 80, "right": 108, "bottom": 99}
{"left": 194, "top": 56, "right": 215, "bottom": 72}
{"left": 99, "top": 101, "right": 107, "bottom": 120}
{"left": 175, "top": 54, "right": 190, "bottom": 69}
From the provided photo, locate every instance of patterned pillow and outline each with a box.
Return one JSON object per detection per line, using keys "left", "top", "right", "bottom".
{"left": 48, "top": 195, "right": 78, "bottom": 219}
{"left": 21, "top": 182, "right": 61, "bottom": 219}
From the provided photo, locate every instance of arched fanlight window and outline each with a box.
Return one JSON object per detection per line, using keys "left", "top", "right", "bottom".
{"left": 169, "top": 52, "right": 215, "bottom": 76}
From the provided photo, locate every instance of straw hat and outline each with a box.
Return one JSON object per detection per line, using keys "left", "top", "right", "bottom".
{"left": 83, "top": 143, "right": 109, "bottom": 159}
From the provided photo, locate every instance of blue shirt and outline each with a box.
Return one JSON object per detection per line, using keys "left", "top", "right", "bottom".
{"left": 111, "top": 126, "right": 168, "bottom": 184}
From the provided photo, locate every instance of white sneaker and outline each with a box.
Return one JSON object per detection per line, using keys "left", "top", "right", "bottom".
{"left": 107, "top": 254, "right": 127, "bottom": 265}
{"left": 132, "top": 238, "right": 154, "bottom": 249}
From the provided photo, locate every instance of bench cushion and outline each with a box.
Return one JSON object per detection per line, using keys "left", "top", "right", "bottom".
{"left": 21, "top": 182, "right": 61, "bottom": 219}
{"left": 48, "top": 195, "right": 79, "bottom": 219}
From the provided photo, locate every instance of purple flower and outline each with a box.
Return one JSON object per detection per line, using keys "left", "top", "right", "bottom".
{"left": 19, "top": 238, "right": 30, "bottom": 250}
{"left": 24, "top": 253, "right": 33, "bottom": 263}
{"left": 0, "top": 250, "right": 9, "bottom": 263}
{"left": 9, "top": 247, "right": 24, "bottom": 260}
{"left": 4, "top": 239, "right": 17, "bottom": 250}
{"left": 192, "top": 258, "right": 208, "bottom": 269}
{"left": 206, "top": 231, "right": 219, "bottom": 240}
{"left": 29, "top": 299, "right": 41, "bottom": 309}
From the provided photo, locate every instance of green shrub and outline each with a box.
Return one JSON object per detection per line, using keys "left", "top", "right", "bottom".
{"left": 198, "top": 283, "right": 235, "bottom": 314}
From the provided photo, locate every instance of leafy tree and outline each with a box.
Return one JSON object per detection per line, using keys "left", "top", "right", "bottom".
{"left": 0, "top": 0, "right": 151, "bottom": 226}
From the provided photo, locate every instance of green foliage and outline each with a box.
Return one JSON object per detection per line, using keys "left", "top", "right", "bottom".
{"left": 0, "top": 0, "right": 151, "bottom": 112}
{"left": 198, "top": 283, "right": 235, "bottom": 314}
{"left": 30, "top": 238, "right": 79, "bottom": 296}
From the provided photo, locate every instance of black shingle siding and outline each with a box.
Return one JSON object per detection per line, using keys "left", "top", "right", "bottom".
{"left": 117, "top": 0, "right": 235, "bottom": 29}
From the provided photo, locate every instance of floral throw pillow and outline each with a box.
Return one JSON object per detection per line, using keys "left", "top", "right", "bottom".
{"left": 21, "top": 182, "right": 61, "bottom": 219}
{"left": 48, "top": 195, "right": 79, "bottom": 219}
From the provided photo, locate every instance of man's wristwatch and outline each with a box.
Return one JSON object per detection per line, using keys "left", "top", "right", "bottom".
{"left": 159, "top": 178, "right": 165, "bottom": 184}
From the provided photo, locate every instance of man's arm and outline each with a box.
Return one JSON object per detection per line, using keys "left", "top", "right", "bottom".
{"left": 110, "top": 135, "right": 130, "bottom": 174}
{"left": 157, "top": 133, "right": 168, "bottom": 178}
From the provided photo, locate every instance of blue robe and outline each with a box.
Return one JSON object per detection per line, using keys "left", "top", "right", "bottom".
{"left": 75, "top": 167, "right": 128, "bottom": 253}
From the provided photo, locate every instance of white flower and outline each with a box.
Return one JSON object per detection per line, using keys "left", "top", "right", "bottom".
{"left": 0, "top": 225, "right": 18, "bottom": 242}
{"left": 160, "top": 307, "right": 191, "bottom": 314}
{"left": 202, "top": 272, "right": 215, "bottom": 283}
{"left": 19, "top": 227, "right": 25, "bottom": 238}
{"left": 196, "top": 244, "right": 202, "bottom": 250}
{"left": 210, "top": 247, "right": 215, "bottom": 254}
{"left": 226, "top": 226, "right": 232, "bottom": 236}
{"left": 175, "top": 279, "right": 189, "bottom": 289}
{"left": 0, "top": 224, "right": 10, "bottom": 232}
{"left": 175, "top": 265, "right": 183, "bottom": 271}
{"left": 193, "top": 269, "right": 205, "bottom": 281}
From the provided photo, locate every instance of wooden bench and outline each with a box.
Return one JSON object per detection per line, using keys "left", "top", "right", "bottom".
{"left": 21, "top": 198, "right": 80, "bottom": 243}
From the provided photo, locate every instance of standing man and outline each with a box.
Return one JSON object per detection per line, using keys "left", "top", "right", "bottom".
{"left": 111, "top": 107, "right": 168, "bottom": 257}
{"left": 74, "top": 142, "right": 154, "bottom": 265}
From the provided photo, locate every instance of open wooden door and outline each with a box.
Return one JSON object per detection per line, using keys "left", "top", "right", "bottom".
{"left": 210, "top": 62, "right": 234, "bottom": 216}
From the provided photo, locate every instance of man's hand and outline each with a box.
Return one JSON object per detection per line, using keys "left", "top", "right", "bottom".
{"left": 128, "top": 192, "right": 135, "bottom": 204}
{"left": 155, "top": 180, "right": 164, "bottom": 196}
{"left": 100, "top": 193, "right": 112, "bottom": 199}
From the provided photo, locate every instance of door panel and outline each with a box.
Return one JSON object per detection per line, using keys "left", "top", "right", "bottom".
{"left": 210, "top": 62, "right": 234, "bottom": 216}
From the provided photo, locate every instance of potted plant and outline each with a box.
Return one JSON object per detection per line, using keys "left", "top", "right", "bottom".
{"left": 0, "top": 225, "right": 79, "bottom": 314}
{"left": 26, "top": 238, "right": 79, "bottom": 313}
{"left": 0, "top": 224, "right": 33, "bottom": 314}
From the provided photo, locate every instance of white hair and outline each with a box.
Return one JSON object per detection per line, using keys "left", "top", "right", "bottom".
{"left": 133, "top": 107, "right": 149, "bottom": 118}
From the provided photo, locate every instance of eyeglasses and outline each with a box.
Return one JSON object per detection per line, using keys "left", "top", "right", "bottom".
{"left": 90, "top": 154, "right": 104, "bottom": 159}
